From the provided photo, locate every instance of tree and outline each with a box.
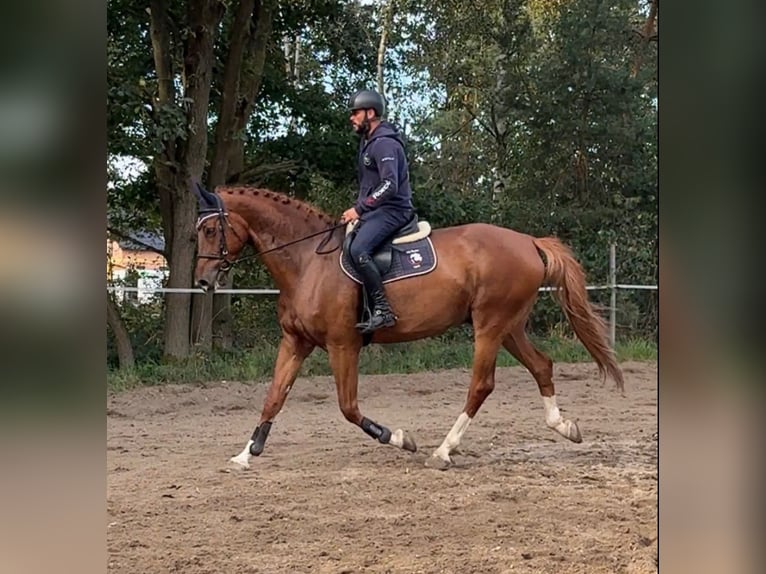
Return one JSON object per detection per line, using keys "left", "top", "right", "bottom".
{"left": 107, "top": 291, "right": 135, "bottom": 369}
{"left": 399, "top": 0, "right": 656, "bottom": 333}
{"left": 148, "top": 0, "right": 224, "bottom": 358}
{"left": 376, "top": 0, "right": 397, "bottom": 94}
{"left": 108, "top": 0, "right": 381, "bottom": 359}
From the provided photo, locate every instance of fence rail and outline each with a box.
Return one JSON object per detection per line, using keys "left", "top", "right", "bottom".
{"left": 108, "top": 244, "right": 656, "bottom": 347}
{"left": 106, "top": 284, "right": 657, "bottom": 295}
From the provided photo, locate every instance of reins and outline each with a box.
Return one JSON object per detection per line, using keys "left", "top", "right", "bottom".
{"left": 196, "top": 207, "right": 345, "bottom": 270}
{"left": 235, "top": 221, "right": 346, "bottom": 264}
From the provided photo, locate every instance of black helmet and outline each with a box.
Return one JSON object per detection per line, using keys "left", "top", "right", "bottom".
{"left": 348, "top": 89, "right": 385, "bottom": 117}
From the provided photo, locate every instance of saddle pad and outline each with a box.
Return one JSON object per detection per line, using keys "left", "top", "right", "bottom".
{"left": 340, "top": 237, "right": 438, "bottom": 285}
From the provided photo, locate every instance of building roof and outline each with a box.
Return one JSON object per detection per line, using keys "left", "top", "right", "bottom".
{"left": 116, "top": 230, "right": 165, "bottom": 252}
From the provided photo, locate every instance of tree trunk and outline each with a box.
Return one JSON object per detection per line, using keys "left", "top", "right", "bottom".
{"left": 191, "top": 291, "right": 214, "bottom": 349}
{"left": 631, "top": 0, "right": 658, "bottom": 78}
{"left": 230, "top": 0, "right": 275, "bottom": 177}
{"left": 213, "top": 275, "right": 235, "bottom": 350}
{"left": 208, "top": 0, "right": 274, "bottom": 350}
{"left": 209, "top": 0, "right": 257, "bottom": 188}
{"left": 164, "top": 203, "right": 197, "bottom": 358}
{"left": 150, "top": 0, "right": 187, "bottom": 358}
{"left": 149, "top": 0, "right": 179, "bottom": 257}
{"left": 183, "top": 0, "right": 225, "bottom": 355}
{"left": 183, "top": 0, "right": 222, "bottom": 183}
{"left": 376, "top": 0, "right": 396, "bottom": 96}
{"left": 150, "top": 0, "right": 223, "bottom": 359}
{"left": 107, "top": 291, "right": 135, "bottom": 370}
{"left": 286, "top": 35, "right": 302, "bottom": 133}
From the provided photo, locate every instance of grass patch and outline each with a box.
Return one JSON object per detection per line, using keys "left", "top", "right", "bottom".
{"left": 107, "top": 335, "right": 656, "bottom": 392}
{"left": 615, "top": 337, "right": 658, "bottom": 361}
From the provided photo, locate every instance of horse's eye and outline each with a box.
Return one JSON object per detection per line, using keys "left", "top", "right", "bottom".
{"left": 204, "top": 226, "right": 216, "bottom": 238}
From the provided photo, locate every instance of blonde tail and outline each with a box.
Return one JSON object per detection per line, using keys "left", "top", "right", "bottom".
{"left": 533, "top": 237, "right": 624, "bottom": 390}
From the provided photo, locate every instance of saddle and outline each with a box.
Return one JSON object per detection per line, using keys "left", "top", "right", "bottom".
{"left": 342, "top": 214, "right": 433, "bottom": 275}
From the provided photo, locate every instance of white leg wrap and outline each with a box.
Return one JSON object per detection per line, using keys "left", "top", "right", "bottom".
{"left": 230, "top": 440, "right": 253, "bottom": 469}
{"left": 542, "top": 395, "right": 572, "bottom": 436}
{"left": 433, "top": 412, "right": 471, "bottom": 461}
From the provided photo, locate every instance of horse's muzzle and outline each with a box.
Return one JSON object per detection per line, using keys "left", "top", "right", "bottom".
{"left": 196, "top": 269, "right": 228, "bottom": 293}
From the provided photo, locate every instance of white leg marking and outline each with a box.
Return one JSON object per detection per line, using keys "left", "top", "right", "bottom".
{"left": 230, "top": 439, "right": 253, "bottom": 469}
{"left": 389, "top": 429, "right": 404, "bottom": 448}
{"left": 542, "top": 395, "right": 575, "bottom": 437}
{"left": 433, "top": 412, "right": 472, "bottom": 462}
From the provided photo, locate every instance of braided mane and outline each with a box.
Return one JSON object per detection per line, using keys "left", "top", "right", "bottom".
{"left": 217, "top": 186, "right": 337, "bottom": 226}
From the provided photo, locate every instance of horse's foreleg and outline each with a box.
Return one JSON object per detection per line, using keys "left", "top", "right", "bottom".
{"left": 229, "top": 334, "right": 314, "bottom": 469}
{"left": 426, "top": 334, "right": 502, "bottom": 470}
{"left": 503, "top": 329, "right": 582, "bottom": 443}
{"left": 328, "top": 343, "right": 417, "bottom": 453}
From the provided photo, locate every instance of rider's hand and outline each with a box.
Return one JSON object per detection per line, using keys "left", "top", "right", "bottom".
{"left": 341, "top": 207, "right": 360, "bottom": 223}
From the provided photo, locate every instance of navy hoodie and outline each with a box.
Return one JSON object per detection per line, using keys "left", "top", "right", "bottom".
{"left": 354, "top": 121, "right": 413, "bottom": 215}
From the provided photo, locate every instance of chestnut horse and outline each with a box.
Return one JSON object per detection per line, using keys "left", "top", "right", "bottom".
{"left": 192, "top": 182, "right": 623, "bottom": 470}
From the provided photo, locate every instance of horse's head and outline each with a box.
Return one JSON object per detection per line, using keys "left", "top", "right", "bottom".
{"left": 191, "top": 181, "right": 251, "bottom": 292}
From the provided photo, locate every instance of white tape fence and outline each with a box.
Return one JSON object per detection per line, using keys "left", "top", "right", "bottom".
{"left": 107, "top": 244, "right": 657, "bottom": 347}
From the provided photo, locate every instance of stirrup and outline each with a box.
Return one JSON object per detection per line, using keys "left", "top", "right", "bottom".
{"left": 356, "top": 310, "right": 397, "bottom": 334}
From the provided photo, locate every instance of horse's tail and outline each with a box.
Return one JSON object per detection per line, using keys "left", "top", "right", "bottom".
{"left": 533, "top": 236, "right": 624, "bottom": 391}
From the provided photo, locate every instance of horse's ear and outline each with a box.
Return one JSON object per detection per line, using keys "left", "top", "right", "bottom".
{"left": 189, "top": 179, "right": 219, "bottom": 210}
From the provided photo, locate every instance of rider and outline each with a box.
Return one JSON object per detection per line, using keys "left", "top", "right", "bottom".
{"left": 341, "top": 89, "right": 415, "bottom": 334}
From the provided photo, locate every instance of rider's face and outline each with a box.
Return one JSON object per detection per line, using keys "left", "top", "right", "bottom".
{"left": 350, "top": 108, "right": 370, "bottom": 134}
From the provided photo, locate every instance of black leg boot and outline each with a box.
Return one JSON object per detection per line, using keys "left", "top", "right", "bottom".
{"left": 355, "top": 255, "right": 397, "bottom": 333}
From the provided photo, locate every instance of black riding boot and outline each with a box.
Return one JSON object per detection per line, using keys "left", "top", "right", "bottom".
{"left": 355, "top": 255, "right": 397, "bottom": 333}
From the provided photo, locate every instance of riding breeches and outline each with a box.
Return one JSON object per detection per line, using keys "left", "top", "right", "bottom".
{"left": 348, "top": 208, "right": 413, "bottom": 264}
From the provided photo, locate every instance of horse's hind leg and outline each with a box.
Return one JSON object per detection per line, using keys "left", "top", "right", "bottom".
{"left": 426, "top": 332, "right": 502, "bottom": 470}
{"left": 503, "top": 328, "right": 582, "bottom": 443}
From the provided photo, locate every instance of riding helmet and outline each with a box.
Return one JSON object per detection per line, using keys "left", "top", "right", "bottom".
{"left": 348, "top": 89, "right": 385, "bottom": 117}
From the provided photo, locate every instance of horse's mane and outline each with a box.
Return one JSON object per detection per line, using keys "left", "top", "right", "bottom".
{"left": 217, "top": 186, "right": 337, "bottom": 226}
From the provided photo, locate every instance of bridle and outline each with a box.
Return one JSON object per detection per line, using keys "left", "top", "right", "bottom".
{"left": 195, "top": 208, "right": 245, "bottom": 272}
{"left": 195, "top": 206, "right": 346, "bottom": 272}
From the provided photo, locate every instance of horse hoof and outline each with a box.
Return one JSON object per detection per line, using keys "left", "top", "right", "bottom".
{"left": 228, "top": 454, "right": 250, "bottom": 470}
{"left": 567, "top": 420, "right": 582, "bottom": 443}
{"left": 424, "top": 454, "right": 451, "bottom": 471}
{"left": 402, "top": 432, "right": 418, "bottom": 453}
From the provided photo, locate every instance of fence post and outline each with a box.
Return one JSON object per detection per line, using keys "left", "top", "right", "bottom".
{"left": 609, "top": 243, "right": 617, "bottom": 349}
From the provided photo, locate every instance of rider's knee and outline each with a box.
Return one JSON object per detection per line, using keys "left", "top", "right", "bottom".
{"left": 350, "top": 244, "right": 371, "bottom": 265}
{"left": 356, "top": 252, "right": 372, "bottom": 266}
